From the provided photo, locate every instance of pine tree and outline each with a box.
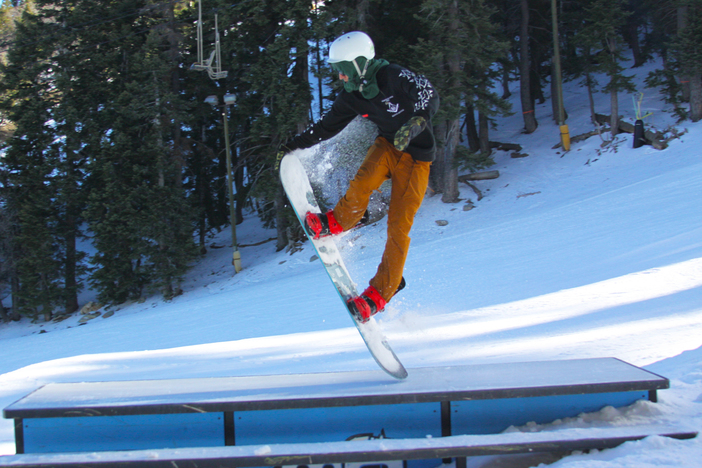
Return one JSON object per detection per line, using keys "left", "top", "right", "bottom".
{"left": 0, "top": 0, "right": 200, "bottom": 312}
{"left": 0, "top": 4, "right": 67, "bottom": 320}
{"left": 578, "top": 0, "right": 635, "bottom": 136}
{"left": 641, "top": 1, "right": 687, "bottom": 120}
{"left": 567, "top": 0, "right": 601, "bottom": 124}
{"left": 0, "top": 193, "right": 20, "bottom": 322}
{"left": 0, "top": 2, "right": 21, "bottom": 320}
{"left": 519, "top": 0, "right": 538, "bottom": 133}
{"left": 48, "top": 2, "right": 101, "bottom": 314}
{"left": 621, "top": 0, "right": 650, "bottom": 68}
{"left": 414, "top": 0, "right": 510, "bottom": 202}
{"left": 671, "top": 0, "right": 702, "bottom": 121}
{"left": 83, "top": 0, "right": 197, "bottom": 303}
{"left": 222, "top": 0, "right": 315, "bottom": 251}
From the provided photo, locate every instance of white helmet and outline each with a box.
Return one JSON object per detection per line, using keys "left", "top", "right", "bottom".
{"left": 328, "top": 31, "right": 375, "bottom": 64}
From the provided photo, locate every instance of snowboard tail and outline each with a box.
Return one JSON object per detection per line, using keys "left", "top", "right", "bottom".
{"left": 280, "top": 153, "right": 408, "bottom": 380}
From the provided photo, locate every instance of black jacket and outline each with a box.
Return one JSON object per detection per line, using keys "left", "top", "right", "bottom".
{"left": 287, "top": 64, "right": 440, "bottom": 162}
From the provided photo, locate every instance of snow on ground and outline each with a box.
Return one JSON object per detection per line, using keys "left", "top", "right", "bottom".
{"left": 1, "top": 56, "right": 701, "bottom": 466}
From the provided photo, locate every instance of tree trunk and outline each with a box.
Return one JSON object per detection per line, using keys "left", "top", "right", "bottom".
{"left": 197, "top": 126, "right": 208, "bottom": 254}
{"left": 316, "top": 37, "right": 324, "bottom": 118}
{"left": 610, "top": 89, "right": 619, "bottom": 137}
{"left": 275, "top": 185, "right": 289, "bottom": 252}
{"left": 63, "top": 142, "right": 81, "bottom": 315}
{"left": 64, "top": 213, "right": 79, "bottom": 314}
{"left": 623, "top": 18, "right": 644, "bottom": 67}
{"left": 530, "top": 67, "right": 545, "bottom": 105}
{"left": 587, "top": 75, "right": 597, "bottom": 125}
{"left": 465, "top": 103, "right": 480, "bottom": 152}
{"left": 500, "top": 59, "right": 511, "bottom": 99}
{"left": 583, "top": 45, "right": 597, "bottom": 125}
{"left": 11, "top": 273, "right": 20, "bottom": 319}
{"left": 430, "top": 121, "right": 447, "bottom": 195}
{"left": 167, "top": 1, "right": 184, "bottom": 189}
{"left": 441, "top": 119, "right": 460, "bottom": 204}
{"left": 440, "top": 0, "right": 461, "bottom": 204}
{"left": 690, "top": 75, "right": 702, "bottom": 122}
{"left": 608, "top": 37, "right": 619, "bottom": 136}
{"left": 355, "top": 0, "right": 370, "bottom": 30}
{"left": 678, "top": 5, "right": 691, "bottom": 102}
{"left": 520, "top": 0, "right": 537, "bottom": 133}
{"left": 459, "top": 170, "right": 499, "bottom": 181}
{"left": 478, "top": 111, "right": 490, "bottom": 155}
{"left": 41, "top": 272, "right": 52, "bottom": 322}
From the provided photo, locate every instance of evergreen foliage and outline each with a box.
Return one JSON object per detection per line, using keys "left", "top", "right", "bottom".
{"left": 669, "top": 0, "right": 702, "bottom": 121}
{"left": 412, "top": 0, "right": 510, "bottom": 202}
{"left": 0, "top": 3, "right": 66, "bottom": 319}
{"left": 642, "top": 1, "right": 686, "bottom": 121}
{"left": 569, "top": 0, "right": 635, "bottom": 135}
{"left": 82, "top": 0, "right": 198, "bottom": 303}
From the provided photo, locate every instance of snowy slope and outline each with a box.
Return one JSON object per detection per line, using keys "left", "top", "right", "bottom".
{"left": 1, "top": 57, "right": 701, "bottom": 467}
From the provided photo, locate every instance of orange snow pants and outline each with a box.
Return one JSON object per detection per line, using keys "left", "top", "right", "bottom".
{"left": 333, "top": 136, "right": 431, "bottom": 302}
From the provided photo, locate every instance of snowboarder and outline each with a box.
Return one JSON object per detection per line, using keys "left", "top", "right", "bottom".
{"left": 279, "top": 31, "right": 439, "bottom": 322}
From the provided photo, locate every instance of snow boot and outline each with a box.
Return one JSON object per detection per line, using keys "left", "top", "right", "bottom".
{"left": 304, "top": 210, "right": 343, "bottom": 239}
{"left": 395, "top": 276, "right": 406, "bottom": 296}
{"left": 358, "top": 209, "right": 370, "bottom": 227}
{"left": 347, "top": 285, "right": 387, "bottom": 323}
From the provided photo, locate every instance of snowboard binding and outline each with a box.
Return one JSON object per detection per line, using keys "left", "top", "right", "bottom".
{"left": 304, "top": 210, "right": 343, "bottom": 239}
{"left": 347, "top": 285, "right": 386, "bottom": 323}
{"left": 347, "top": 277, "right": 406, "bottom": 323}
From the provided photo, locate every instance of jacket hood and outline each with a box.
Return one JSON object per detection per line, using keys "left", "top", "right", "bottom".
{"left": 334, "top": 57, "right": 389, "bottom": 99}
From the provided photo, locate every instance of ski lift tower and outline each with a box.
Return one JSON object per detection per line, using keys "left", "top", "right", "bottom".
{"left": 192, "top": 1, "right": 242, "bottom": 274}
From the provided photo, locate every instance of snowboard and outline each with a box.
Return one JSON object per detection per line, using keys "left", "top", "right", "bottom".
{"left": 280, "top": 153, "right": 408, "bottom": 380}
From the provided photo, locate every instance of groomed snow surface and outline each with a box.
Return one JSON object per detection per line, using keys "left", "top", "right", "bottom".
{"left": 1, "top": 56, "right": 701, "bottom": 467}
